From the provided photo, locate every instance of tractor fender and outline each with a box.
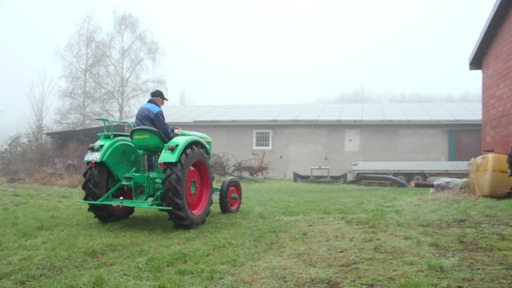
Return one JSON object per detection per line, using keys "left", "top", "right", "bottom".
{"left": 158, "top": 136, "right": 211, "bottom": 163}
{"left": 95, "top": 137, "right": 141, "bottom": 178}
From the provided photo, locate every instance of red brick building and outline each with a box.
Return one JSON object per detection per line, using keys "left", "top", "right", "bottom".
{"left": 470, "top": 0, "right": 512, "bottom": 154}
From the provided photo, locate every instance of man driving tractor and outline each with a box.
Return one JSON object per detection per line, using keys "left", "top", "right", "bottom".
{"left": 135, "top": 89, "right": 181, "bottom": 140}
{"left": 135, "top": 89, "right": 182, "bottom": 170}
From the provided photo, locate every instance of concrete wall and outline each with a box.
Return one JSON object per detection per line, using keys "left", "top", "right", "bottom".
{"left": 179, "top": 123, "right": 481, "bottom": 179}
{"left": 482, "top": 7, "right": 512, "bottom": 154}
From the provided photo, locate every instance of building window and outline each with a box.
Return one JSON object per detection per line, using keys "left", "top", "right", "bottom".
{"left": 253, "top": 130, "right": 272, "bottom": 149}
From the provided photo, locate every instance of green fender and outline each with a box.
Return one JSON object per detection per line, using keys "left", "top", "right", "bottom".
{"left": 93, "top": 137, "right": 141, "bottom": 179}
{"left": 158, "top": 132, "right": 212, "bottom": 163}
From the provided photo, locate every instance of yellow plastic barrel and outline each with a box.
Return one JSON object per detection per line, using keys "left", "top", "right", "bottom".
{"left": 469, "top": 153, "right": 512, "bottom": 198}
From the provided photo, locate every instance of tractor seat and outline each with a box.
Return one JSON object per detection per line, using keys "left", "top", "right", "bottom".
{"left": 130, "top": 126, "right": 170, "bottom": 153}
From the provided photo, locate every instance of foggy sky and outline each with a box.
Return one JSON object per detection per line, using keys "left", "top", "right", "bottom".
{"left": 0, "top": 0, "right": 495, "bottom": 144}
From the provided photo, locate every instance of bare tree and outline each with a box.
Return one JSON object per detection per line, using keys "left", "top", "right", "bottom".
{"left": 179, "top": 90, "right": 192, "bottom": 106}
{"left": 56, "top": 14, "right": 105, "bottom": 129}
{"left": 56, "top": 12, "right": 165, "bottom": 124}
{"left": 28, "top": 71, "right": 54, "bottom": 145}
{"left": 96, "top": 12, "right": 165, "bottom": 120}
{"left": 0, "top": 67, "right": 55, "bottom": 179}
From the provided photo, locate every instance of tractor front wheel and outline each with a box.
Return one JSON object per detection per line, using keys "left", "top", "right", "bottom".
{"left": 219, "top": 177, "right": 242, "bottom": 213}
{"left": 162, "top": 144, "right": 213, "bottom": 229}
{"left": 82, "top": 163, "right": 134, "bottom": 223}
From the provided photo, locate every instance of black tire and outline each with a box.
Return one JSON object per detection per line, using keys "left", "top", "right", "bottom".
{"left": 162, "top": 144, "right": 213, "bottom": 229}
{"left": 220, "top": 177, "right": 242, "bottom": 213}
{"left": 411, "top": 174, "right": 427, "bottom": 183}
{"left": 81, "top": 163, "right": 134, "bottom": 223}
{"left": 392, "top": 174, "right": 409, "bottom": 183}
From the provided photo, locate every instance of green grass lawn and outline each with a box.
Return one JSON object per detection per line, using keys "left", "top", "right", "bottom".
{"left": 1, "top": 179, "right": 511, "bottom": 288}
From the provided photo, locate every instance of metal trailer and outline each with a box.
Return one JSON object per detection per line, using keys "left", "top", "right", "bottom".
{"left": 348, "top": 161, "right": 472, "bottom": 183}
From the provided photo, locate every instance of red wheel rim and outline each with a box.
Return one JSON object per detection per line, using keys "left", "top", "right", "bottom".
{"left": 227, "top": 185, "right": 241, "bottom": 211}
{"left": 186, "top": 160, "right": 211, "bottom": 215}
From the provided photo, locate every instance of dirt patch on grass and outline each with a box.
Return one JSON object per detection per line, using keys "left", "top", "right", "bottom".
{"left": 418, "top": 190, "right": 479, "bottom": 202}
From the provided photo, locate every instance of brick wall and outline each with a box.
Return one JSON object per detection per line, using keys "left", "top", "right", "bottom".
{"left": 482, "top": 8, "right": 512, "bottom": 154}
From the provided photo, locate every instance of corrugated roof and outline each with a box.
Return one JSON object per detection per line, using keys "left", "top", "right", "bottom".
{"left": 163, "top": 102, "right": 481, "bottom": 125}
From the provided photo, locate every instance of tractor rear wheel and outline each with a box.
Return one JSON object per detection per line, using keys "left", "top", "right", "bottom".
{"left": 162, "top": 144, "right": 213, "bottom": 229}
{"left": 82, "top": 163, "right": 134, "bottom": 223}
{"left": 219, "top": 177, "right": 242, "bottom": 213}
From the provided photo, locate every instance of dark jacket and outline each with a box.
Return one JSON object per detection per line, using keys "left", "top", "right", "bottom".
{"left": 134, "top": 99, "right": 175, "bottom": 141}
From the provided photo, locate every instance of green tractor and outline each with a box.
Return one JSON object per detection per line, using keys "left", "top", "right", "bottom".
{"left": 79, "top": 118, "right": 242, "bottom": 229}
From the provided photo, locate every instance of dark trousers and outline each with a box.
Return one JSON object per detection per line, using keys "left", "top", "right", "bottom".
{"left": 147, "top": 154, "right": 155, "bottom": 171}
